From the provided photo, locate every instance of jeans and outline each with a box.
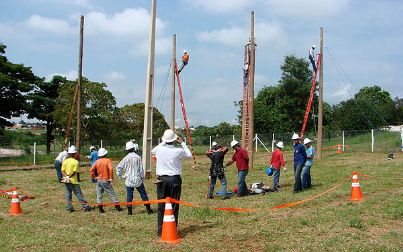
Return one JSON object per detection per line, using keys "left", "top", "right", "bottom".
{"left": 96, "top": 179, "right": 118, "bottom": 204}
{"left": 302, "top": 165, "right": 312, "bottom": 189}
{"left": 157, "top": 175, "right": 182, "bottom": 237}
{"left": 64, "top": 183, "right": 90, "bottom": 211}
{"left": 54, "top": 160, "right": 62, "bottom": 181}
{"left": 273, "top": 168, "right": 280, "bottom": 190}
{"left": 207, "top": 175, "right": 227, "bottom": 198}
{"left": 126, "top": 183, "right": 152, "bottom": 211}
{"left": 237, "top": 169, "right": 249, "bottom": 196}
{"left": 294, "top": 163, "right": 304, "bottom": 192}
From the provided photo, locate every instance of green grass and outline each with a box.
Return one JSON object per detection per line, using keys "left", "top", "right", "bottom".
{"left": 0, "top": 150, "right": 402, "bottom": 251}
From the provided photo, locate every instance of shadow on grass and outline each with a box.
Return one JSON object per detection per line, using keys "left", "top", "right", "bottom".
{"left": 179, "top": 222, "right": 215, "bottom": 238}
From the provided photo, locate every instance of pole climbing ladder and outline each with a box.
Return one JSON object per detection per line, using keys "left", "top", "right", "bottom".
{"left": 242, "top": 44, "right": 251, "bottom": 147}
{"left": 300, "top": 53, "right": 322, "bottom": 138}
{"left": 174, "top": 63, "right": 197, "bottom": 167}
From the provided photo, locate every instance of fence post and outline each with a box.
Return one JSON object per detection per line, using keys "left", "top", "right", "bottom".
{"left": 271, "top": 133, "right": 275, "bottom": 152}
{"left": 401, "top": 127, "right": 403, "bottom": 152}
{"left": 342, "top": 130, "right": 345, "bottom": 152}
{"left": 68, "top": 141, "right": 71, "bottom": 147}
{"left": 33, "top": 142, "right": 36, "bottom": 165}
{"left": 232, "top": 135, "right": 235, "bottom": 141}
{"left": 209, "top": 136, "right": 212, "bottom": 150}
{"left": 100, "top": 140, "right": 103, "bottom": 148}
{"left": 255, "top": 133, "right": 258, "bottom": 152}
{"left": 371, "top": 129, "right": 374, "bottom": 153}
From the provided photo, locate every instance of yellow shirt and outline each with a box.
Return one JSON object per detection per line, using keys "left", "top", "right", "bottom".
{"left": 62, "top": 157, "right": 79, "bottom": 184}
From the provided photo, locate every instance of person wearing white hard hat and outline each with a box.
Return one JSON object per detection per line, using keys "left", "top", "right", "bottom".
{"left": 151, "top": 129, "right": 192, "bottom": 237}
{"left": 91, "top": 148, "right": 123, "bottom": 213}
{"left": 206, "top": 142, "right": 230, "bottom": 200}
{"left": 61, "top": 145, "right": 93, "bottom": 213}
{"left": 87, "top": 146, "right": 99, "bottom": 183}
{"left": 226, "top": 140, "right": 250, "bottom": 197}
{"left": 292, "top": 133, "right": 307, "bottom": 193}
{"left": 178, "top": 50, "right": 189, "bottom": 74}
{"left": 302, "top": 138, "right": 315, "bottom": 189}
{"left": 309, "top": 44, "right": 317, "bottom": 72}
{"left": 270, "top": 141, "right": 286, "bottom": 192}
{"left": 116, "top": 141, "right": 153, "bottom": 215}
{"left": 54, "top": 148, "right": 68, "bottom": 182}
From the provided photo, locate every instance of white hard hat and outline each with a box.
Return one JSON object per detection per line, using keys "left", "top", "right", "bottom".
{"left": 231, "top": 140, "right": 239, "bottom": 148}
{"left": 161, "top": 129, "right": 178, "bottom": 143}
{"left": 312, "top": 45, "right": 316, "bottom": 49}
{"left": 183, "top": 50, "right": 187, "bottom": 54}
{"left": 292, "top": 133, "right": 300, "bottom": 140}
{"left": 125, "top": 141, "right": 136, "bottom": 151}
{"left": 89, "top": 146, "right": 96, "bottom": 151}
{"left": 212, "top": 141, "right": 218, "bottom": 147}
{"left": 98, "top": 148, "right": 108, "bottom": 157}
{"left": 68, "top": 145, "right": 77, "bottom": 154}
{"left": 304, "top": 138, "right": 312, "bottom": 145}
{"left": 276, "top": 141, "right": 284, "bottom": 149}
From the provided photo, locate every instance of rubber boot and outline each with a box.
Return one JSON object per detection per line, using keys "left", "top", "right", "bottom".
{"left": 146, "top": 205, "right": 154, "bottom": 214}
{"left": 128, "top": 207, "right": 133, "bottom": 215}
{"left": 115, "top": 205, "right": 123, "bottom": 212}
{"left": 98, "top": 205, "right": 105, "bottom": 213}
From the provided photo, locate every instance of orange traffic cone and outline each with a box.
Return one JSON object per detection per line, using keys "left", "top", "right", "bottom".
{"left": 161, "top": 198, "right": 180, "bottom": 244}
{"left": 350, "top": 173, "right": 363, "bottom": 201}
{"left": 10, "top": 191, "right": 22, "bottom": 216}
{"left": 336, "top": 144, "right": 343, "bottom": 154}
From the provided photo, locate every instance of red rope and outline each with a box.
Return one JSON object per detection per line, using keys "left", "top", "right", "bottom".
{"left": 300, "top": 54, "right": 322, "bottom": 138}
{"left": 175, "top": 63, "right": 193, "bottom": 146}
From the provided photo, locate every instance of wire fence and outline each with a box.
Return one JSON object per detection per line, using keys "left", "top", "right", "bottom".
{"left": 1, "top": 128, "right": 402, "bottom": 166}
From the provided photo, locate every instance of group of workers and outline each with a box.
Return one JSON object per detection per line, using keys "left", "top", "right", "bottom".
{"left": 54, "top": 129, "right": 315, "bottom": 237}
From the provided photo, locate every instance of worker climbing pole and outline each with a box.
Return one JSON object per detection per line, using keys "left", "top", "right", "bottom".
{"left": 300, "top": 52, "right": 322, "bottom": 138}
{"left": 241, "top": 44, "right": 250, "bottom": 148}
{"left": 174, "top": 62, "right": 197, "bottom": 168}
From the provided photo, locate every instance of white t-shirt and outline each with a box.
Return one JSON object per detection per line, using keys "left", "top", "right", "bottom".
{"left": 309, "top": 48, "right": 315, "bottom": 59}
{"left": 151, "top": 142, "right": 192, "bottom": 176}
{"left": 55, "top": 151, "right": 68, "bottom": 163}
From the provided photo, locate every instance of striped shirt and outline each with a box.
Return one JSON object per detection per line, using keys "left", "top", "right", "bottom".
{"left": 116, "top": 152, "right": 144, "bottom": 188}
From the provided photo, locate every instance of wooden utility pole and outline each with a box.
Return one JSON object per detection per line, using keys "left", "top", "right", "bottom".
{"left": 170, "top": 34, "right": 176, "bottom": 130}
{"left": 142, "top": 0, "right": 157, "bottom": 178}
{"left": 247, "top": 11, "right": 256, "bottom": 168}
{"left": 317, "top": 27, "right": 324, "bottom": 160}
{"left": 75, "top": 15, "right": 84, "bottom": 157}
{"left": 241, "top": 45, "right": 248, "bottom": 148}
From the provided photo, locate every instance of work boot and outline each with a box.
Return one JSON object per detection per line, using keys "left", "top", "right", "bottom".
{"left": 147, "top": 207, "right": 154, "bottom": 215}
{"left": 115, "top": 205, "right": 123, "bottom": 212}
{"left": 98, "top": 205, "right": 105, "bottom": 213}
{"left": 128, "top": 207, "right": 133, "bottom": 215}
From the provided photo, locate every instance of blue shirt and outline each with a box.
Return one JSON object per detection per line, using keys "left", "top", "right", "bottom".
{"left": 305, "top": 146, "right": 315, "bottom": 166}
{"left": 90, "top": 151, "right": 99, "bottom": 166}
{"left": 294, "top": 143, "right": 307, "bottom": 165}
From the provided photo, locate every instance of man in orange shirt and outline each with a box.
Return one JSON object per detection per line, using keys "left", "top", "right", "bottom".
{"left": 90, "top": 148, "right": 123, "bottom": 213}
{"left": 178, "top": 50, "right": 189, "bottom": 74}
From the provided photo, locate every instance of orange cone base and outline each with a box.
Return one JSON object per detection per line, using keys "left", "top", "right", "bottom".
{"left": 161, "top": 222, "right": 180, "bottom": 244}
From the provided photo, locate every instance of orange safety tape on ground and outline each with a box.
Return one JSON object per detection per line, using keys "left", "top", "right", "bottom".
{"left": 91, "top": 199, "right": 167, "bottom": 207}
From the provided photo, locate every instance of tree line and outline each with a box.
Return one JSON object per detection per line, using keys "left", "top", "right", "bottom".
{"left": 1, "top": 43, "right": 402, "bottom": 153}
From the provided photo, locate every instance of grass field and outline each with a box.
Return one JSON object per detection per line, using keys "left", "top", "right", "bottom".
{"left": 0, "top": 149, "right": 402, "bottom": 251}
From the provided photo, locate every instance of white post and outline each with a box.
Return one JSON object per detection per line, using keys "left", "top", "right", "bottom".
{"left": 342, "top": 130, "right": 345, "bottom": 152}
{"left": 255, "top": 133, "right": 258, "bottom": 152}
{"left": 100, "top": 140, "right": 103, "bottom": 148}
{"left": 271, "top": 133, "right": 275, "bottom": 152}
{"left": 371, "top": 129, "right": 374, "bottom": 153}
{"left": 33, "top": 142, "right": 36, "bottom": 165}
{"left": 68, "top": 141, "right": 71, "bottom": 147}
{"left": 232, "top": 135, "right": 235, "bottom": 141}
{"left": 209, "top": 136, "right": 212, "bottom": 150}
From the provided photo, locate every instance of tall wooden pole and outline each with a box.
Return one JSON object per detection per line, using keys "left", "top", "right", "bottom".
{"left": 247, "top": 11, "right": 256, "bottom": 168}
{"left": 170, "top": 34, "right": 176, "bottom": 130}
{"left": 317, "top": 27, "right": 324, "bottom": 160}
{"left": 142, "top": 0, "right": 157, "bottom": 178}
{"left": 241, "top": 45, "right": 248, "bottom": 148}
{"left": 76, "top": 15, "right": 84, "bottom": 156}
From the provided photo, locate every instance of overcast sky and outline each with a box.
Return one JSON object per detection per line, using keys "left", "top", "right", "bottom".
{"left": 1, "top": 0, "right": 402, "bottom": 127}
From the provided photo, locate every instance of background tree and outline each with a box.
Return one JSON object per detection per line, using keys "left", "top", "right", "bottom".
{"left": 27, "top": 75, "right": 67, "bottom": 153}
{"left": 0, "top": 44, "right": 39, "bottom": 129}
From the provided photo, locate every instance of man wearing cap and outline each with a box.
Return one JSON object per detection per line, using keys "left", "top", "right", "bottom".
{"left": 206, "top": 142, "right": 230, "bottom": 200}
{"left": 178, "top": 50, "right": 189, "bottom": 74}
{"left": 116, "top": 141, "right": 153, "bottom": 215}
{"left": 151, "top": 129, "right": 192, "bottom": 237}
{"left": 61, "top": 145, "right": 93, "bottom": 212}
{"left": 292, "top": 133, "right": 307, "bottom": 193}
{"left": 90, "top": 148, "right": 123, "bottom": 213}
{"left": 226, "top": 140, "right": 249, "bottom": 197}
{"left": 54, "top": 149, "right": 68, "bottom": 182}
{"left": 302, "top": 138, "right": 315, "bottom": 189}
{"left": 270, "top": 141, "right": 286, "bottom": 192}
{"left": 87, "top": 146, "right": 99, "bottom": 183}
